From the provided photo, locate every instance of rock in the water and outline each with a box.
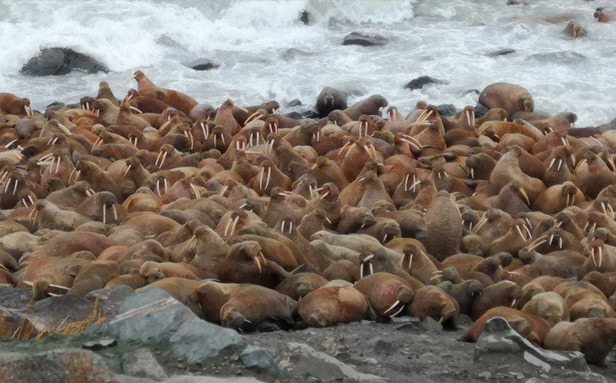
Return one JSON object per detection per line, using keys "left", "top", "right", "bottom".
{"left": 404, "top": 76, "right": 449, "bottom": 90}
{"left": 474, "top": 317, "right": 588, "bottom": 373}
{"left": 87, "top": 285, "right": 135, "bottom": 318}
{"left": 187, "top": 58, "right": 220, "bottom": 71}
{"left": 21, "top": 48, "right": 109, "bottom": 76}
{"left": 279, "top": 342, "right": 387, "bottom": 382}
{"left": 101, "top": 288, "right": 244, "bottom": 363}
{"left": 437, "top": 104, "right": 457, "bottom": 117}
{"left": 342, "top": 32, "right": 388, "bottom": 47}
{"left": 299, "top": 10, "right": 310, "bottom": 25}
{"left": 122, "top": 348, "right": 168, "bottom": 381}
{"left": 0, "top": 349, "right": 118, "bottom": 383}
{"left": 240, "top": 346, "right": 280, "bottom": 376}
{"left": 486, "top": 49, "right": 516, "bottom": 57}
{"left": 286, "top": 99, "right": 302, "bottom": 107}
{"left": 529, "top": 51, "right": 587, "bottom": 64}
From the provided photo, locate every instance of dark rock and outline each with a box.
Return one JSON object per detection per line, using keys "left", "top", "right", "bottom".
{"left": 404, "top": 76, "right": 449, "bottom": 90}
{"left": 280, "top": 48, "right": 312, "bottom": 60}
{"left": 240, "top": 346, "right": 280, "bottom": 376}
{"left": 529, "top": 51, "right": 587, "bottom": 64}
{"left": 437, "top": 104, "right": 457, "bottom": 117}
{"left": 100, "top": 288, "right": 244, "bottom": 363}
{"left": 457, "top": 314, "right": 474, "bottom": 328}
{"left": 342, "top": 32, "right": 388, "bottom": 47}
{"left": 86, "top": 285, "right": 135, "bottom": 318}
{"left": 279, "top": 342, "right": 387, "bottom": 382}
{"left": 286, "top": 99, "right": 302, "bottom": 107}
{"left": 0, "top": 348, "right": 117, "bottom": 383}
{"left": 21, "top": 48, "right": 108, "bottom": 76}
{"left": 122, "top": 348, "right": 167, "bottom": 381}
{"left": 486, "top": 49, "right": 517, "bottom": 57}
{"left": 474, "top": 317, "right": 589, "bottom": 373}
{"left": 299, "top": 10, "right": 310, "bottom": 25}
{"left": 187, "top": 58, "right": 220, "bottom": 71}
{"left": 82, "top": 337, "right": 117, "bottom": 351}
{"left": 394, "top": 317, "right": 421, "bottom": 332}
{"left": 284, "top": 112, "right": 304, "bottom": 119}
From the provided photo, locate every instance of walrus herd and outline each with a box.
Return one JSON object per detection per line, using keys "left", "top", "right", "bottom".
{"left": 1, "top": 72, "right": 616, "bottom": 366}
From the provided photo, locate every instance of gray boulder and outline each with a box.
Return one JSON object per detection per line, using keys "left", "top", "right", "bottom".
{"left": 186, "top": 58, "right": 220, "bottom": 71}
{"left": 122, "top": 348, "right": 168, "bottom": 381}
{"left": 101, "top": 288, "right": 244, "bottom": 363}
{"left": 21, "top": 48, "right": 109, "bottom": 76}
{"left": 404, "top": 76, "right": 449, "bottom": 90}
{"left": 342, "top": 32, "right": 388, "bottom": 47}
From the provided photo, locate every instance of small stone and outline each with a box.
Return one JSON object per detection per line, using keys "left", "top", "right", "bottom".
{"left": 286, "top": 99, "right": 302, "bottom": 107}
{"left": 478, "top": 371, "right": 491, "bottom": 379}
{"left": 437, "top": 104, "right": 457, "bottom": 117}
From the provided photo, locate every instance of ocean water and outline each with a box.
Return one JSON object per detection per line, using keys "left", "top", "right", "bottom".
{"left": 0, "top": 0, "right": 614, "bottom": 126}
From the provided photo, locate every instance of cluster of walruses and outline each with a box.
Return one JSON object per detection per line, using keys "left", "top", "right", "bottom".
{"left": 1, "top": 73, "right": 616, "bottom": 365}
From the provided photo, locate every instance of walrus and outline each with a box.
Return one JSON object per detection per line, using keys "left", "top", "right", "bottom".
{"left": 296, "top": 283, "right": 373, "bottom": 327}
{"left": 521, "top": 291, "right": 569, "bottom": 327}
{"left": 471, "top": 280, "right": 523, "bottom": 320}
{"left": 196, "top": 281, "right": 296, "bottom": 332}
{"left": 315, "top": 86, "right": 347, "bottom": 118}
{"left": 462, "top": 307, "right": 551, "bottom": 346}
{"left": 0, "top": 93, "right": 31, "bottom": 116}
{"left": 438, "top": 279, "right": 484, "bottom": 317}
{"left": 424, "top": 191, "right": 462, "bottom": 261}
{"left": 275, "top": 272, "right": 328, "bottom": 301}
{"left": 408, "top": 285, "right": 460, "bottom": 329}
{"left": 563, "top": 20, "right": 587, "bottom": 38}
{"left": 477, "top": 82, "right": 534, "bottom": 117}
{"left": 131, "top": 70, "right": 197, "bottom": 115}
{"left": 544, "top": 318, "right": 616, "bottom": 365}
{"left": 594, "top": 7, "right": 616, "bottom": 23}
{"left": 138, "top": 260, "right": 200, "bottom": 284}
{"left": 342, "top": 94, "right": 388, "bottom": 120}
{"left": 354, "top": 272, "right": 414, "bottom": 320}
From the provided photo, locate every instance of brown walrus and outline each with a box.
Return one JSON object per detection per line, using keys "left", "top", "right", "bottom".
{"left": 296, "top": 283, "right": 373, "bottom": 327}
{"left": 544, "top": 318, "right": 616, "bottom": 365}
{"left": 478, "top": 82, "right": 534, "bottom": 117}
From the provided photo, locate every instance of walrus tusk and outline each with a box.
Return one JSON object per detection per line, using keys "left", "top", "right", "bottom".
{"left": 54, "top": 157, "right": 61, "bottom": 174}
{"left": 516, "top": 225, "right": 527, "bottom": 242}
{"left": 258, "top": 167, "right": 264, "bottom": 190}
{"left": 224, "top": 217, "right": 233, "bottom": 238}
{"left": 12, "top": 179, "right": 18, "bottom": 195}
{"left": 265, "top": 167, "right": 271, "bottom": 190}
{"left": 190, "top": 183, "right": 201, "bottom": 199}
{"left": 4, "top": 139, "right": 17, "bottom": 149}
{"left": 244, "top": 111, "right": 263, "bottom": 125}
{"left": 407, "top": 253, "right": 414, "bottom": 270}
{"left": 254, "top": 257, "right": 262, "bottom": 273}
{"left": 57, "top": 123, "right": 72, "bottom": 136}
{"left": 281, "top": 220, "right": 285, "bottom": 234}
{"left": 384, "top": 300, "right": 401, "bottom": 315}
{"left": 200, "top": 122, "right": 209, "bottom": 140}
{"left": 156, "top": 179, "right": 162, "bottom": 197}
{"left": 511, "top": 299, "right": 517, "bottom": 307}
{"left": 102, "top": 204, "right": 107, "bottom": 225}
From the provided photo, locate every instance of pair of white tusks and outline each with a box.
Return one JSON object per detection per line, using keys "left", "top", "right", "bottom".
{"left": 156, "top": 178, "right": 169, "bottom": 197}
{"left": 591, "top": 246, "right": 604, "bottom": 269}
{"left": 224, "top": 215, "right": 240, "bottom": 238}
{"left": 383, "top": 300, "right": 405, "bottom": 317}
{"left": 155, "top": 150, "right": 168, "bottom": 169}
{"left": 102, "top": 204, "right": 118, "bottom": 224}
{"left": 258, "top": 167, "right": 272, "bottom": 191}
{"left": 3, "top": 178, "right": 18, "bottom": 195}
{"left": 280, "top": 220, "right": 293, "bottom": 234}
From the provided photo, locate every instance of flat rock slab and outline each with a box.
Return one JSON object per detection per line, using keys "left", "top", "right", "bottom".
{"left": 0, "top": 348, "right": 118, "bottom": 383}
{"left": 122, "top": 348, "right": 168, "bottom": 381}
{"left": 87, "top": 285, "right": 135, "bottom": 318}
{"left": 162, "top": 377, "right": 265, "bottom": 383}
{"left": 342, "top": 32, "right": 388, "bottom": 47}
{"left": 101, "top": 288, "right": 244, "bottom": 363}
{"left": 280, "top": 342, "right": 387, "bottom": 382}
{"left": 21, "top": 47, "right": 109, "bottom": 76}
